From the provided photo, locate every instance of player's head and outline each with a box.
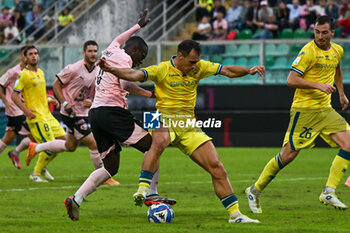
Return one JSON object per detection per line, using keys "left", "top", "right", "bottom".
{"left": 124, "top": 36, "right": 148, "bottom": 68}
{"left": 20, "top": 45, "right": 29, "bottom": 65}
{"left": 176, "top": 40, "right": 201, "bottom": 74}
{"left": 314, "top": 16, "right": 335, "bottom": 49}
{"left": 83, "top": 40, "right": 99, "bottom": 65}
{"left": 24, "top": 45, "right": 40, "bottom": 66}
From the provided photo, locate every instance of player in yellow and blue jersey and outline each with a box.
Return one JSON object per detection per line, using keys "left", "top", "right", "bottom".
{"left": 11, "top": 45, "right": 66, "bottom": 182}
{"left": 97, "top": 39, "right": 265, "bottom": 223}
{"left": 245, "top": 16, "right": 350, "bottom": 213}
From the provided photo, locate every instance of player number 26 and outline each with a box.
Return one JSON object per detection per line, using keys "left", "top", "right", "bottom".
{"left": 299, "top": 127, "right": 312, "bottom": 139}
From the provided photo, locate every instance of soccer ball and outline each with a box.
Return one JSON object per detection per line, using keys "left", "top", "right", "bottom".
{"left": 147, "top": 203, "right": 174, "bottom": 223}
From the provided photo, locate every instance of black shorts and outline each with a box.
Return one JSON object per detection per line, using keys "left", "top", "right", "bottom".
{"left": 89, "top": 107, "right": 148, "bottom": 155}
{"left": 61, "top": 115, "right": 91, "bottom": 140}
{"left": 7, "top": 115, "right": 30, "bottom": 135}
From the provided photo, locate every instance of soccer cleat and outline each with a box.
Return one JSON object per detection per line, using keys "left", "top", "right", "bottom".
{"left": 8, "top": 151, "right": 22, "bottom": 169}
{"left": 345, "top": 176, "right": 350, "bottom": 187}
{"left": 103, "top": 178, "right": 120, "bottom": 185}
{"left": 26, "top": 142, "right": 38, "bottom": 166}
{"left": 245, "top": 186, "right": 262, "bottom": 213}
{"left": 64, "top": 196, "right": 80, "bottom": 221}
{"left": 319, "top": 192, "right": 348, "bottom": 210}
{"left": 228, "top": 213, "right": 260, "bottom": 223}
{"left": 133, "top": 187, "right": 147, "bottom": 207}
{"left": 29, "top": 173, "right": 48, "bottom": 182}
{"left": 144, "top": 194, "right": 177, "bottom": 206}
{"left": 41, "top": 169, "right": 54, "bottom": 181}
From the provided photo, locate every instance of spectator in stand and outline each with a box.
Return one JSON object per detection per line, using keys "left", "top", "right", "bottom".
{"left": 192, "top": 15, "right": 212, "bottom": 40}
{"left": 299, "top": 0, "right": 317, "bottom": 29}
{"left": 25, "top": 4, "right": 44, "bottom": 40}
{"left": 276, "top": 1, "right": 290, "bottom": 30}
{"left": 211, "top": 0, "right": 226, "bottom": 23}
{"left": 258, "top": 1, "right": 273, "bottom": 22}
{"left": 0, "top": 7, "right": 12, "bottom": 28}
{"left": 338, "top": 0, "right": 350, "bottom": 19}
{"left": 252, "top": 13, "right": 279, "bottom": 39}
{"left": 338, "top": 10, "right": 350, "bottom": 37}
{"left": 308, "top": 0, "right": 326, "bottom": 16}
{"left": 246, "top": 0, "right": 260, "bottom": 32}
{"left": 287, "top": 0, "right": 302, "bottom": 30}
{"left": 225, "top": 0, "right": 242, "bottom": 30}
{"left": 15, "top": 0, "right": 34, "bottom": 13}
{"left": 195, "top": 0, "right": 214, "bottom": 22}
{"left": 325, "top": 0, "right": 339, "bottom": 20}
{"left": 3, "top": 20, "right": 20, "bottom": 44}
{"left": 210, "top": 11, "right": 228, "bottom": 40}
{"left": 58, "top": 7, "right": 74, "bottom": 31}
{"left": 11, "top": 8, "right": 25, "bottom": 32}
{"left": 238, "top": 0, "right": 252, "bottom": 30}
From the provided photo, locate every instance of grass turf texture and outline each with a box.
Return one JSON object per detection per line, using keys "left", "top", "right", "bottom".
{"left": 0, "top": 147, "right": 349, "bottom": 233}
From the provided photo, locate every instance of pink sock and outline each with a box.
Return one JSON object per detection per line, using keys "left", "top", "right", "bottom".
{"left": 0, "top": 140, "right": 7, "bottom": 153}
{"left": 149, "top": 169, "right": 159, "bottom": 194}
{"left": 346, "top": 176, "right": 350, "bottom": 187}
{"left": 89, "top": 149, "right": 103, "bottom": 169}
{"left": 75, "top": 167, "right": 111, "bottom": 205}
{"left": 35, "top": 139, "right": 66, "bottom": 153}
{"left": 13, "top": 137, "right": 31, "bottom": 155}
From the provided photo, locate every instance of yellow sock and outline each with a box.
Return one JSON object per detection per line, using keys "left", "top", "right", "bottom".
{"left": 47, "top": 153, "right": 57, "bottom": 163}
{"left": 255, "top": 153, "right": 284, "bottom": 192}
{"left": 228, "top": 203, "right": 240, "bottom": 216}
{"left": 326, "top": 153, "right": 350, "bottom": 189}
{"left": 33, "top": 151, "right": 52, "bottom": 175}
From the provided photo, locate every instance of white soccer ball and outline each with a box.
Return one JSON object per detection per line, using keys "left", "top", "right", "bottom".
{"left": 147, "top": 203, "right": 174, "bottom": 223}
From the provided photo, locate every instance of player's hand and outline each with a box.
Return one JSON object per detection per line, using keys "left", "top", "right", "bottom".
{"left": 83, "top": 99, "right": 92, "bottom": 108}
{"left": 249, "top": 65, "right": 265, "bottom": 77}
{"left": 97, "top": 58, "right": 111, "bottom": 72}
{"left": 138, "top": 8, "right": 151, "bottom": 28}
{"left": 48, "top": 97, "right": 59, "bottom": 108}
{"left": 25, "top": 109, "right": 36, "bottom": 119}
{"left": 150, "top": 90, "right": 156, "bottom": 98}
{"left": 318, "top": 83, "right": 336, "bottom": 94}
{"left": 340, "top": 94, "right": 349, "bottom": 110}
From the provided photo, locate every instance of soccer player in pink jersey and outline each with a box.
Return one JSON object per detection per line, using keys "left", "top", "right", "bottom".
{"left": 63, "top": 9, "right": 175, "bottom": 221}
{"left": 25, "top": 40, "right": 119, "bottom": 185}
{"left": 0, "top": 46, "right": 33, "bottom": 169}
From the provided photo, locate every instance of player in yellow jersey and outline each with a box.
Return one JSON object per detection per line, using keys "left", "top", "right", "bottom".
{"left": 245, "top": 16, "right": 350, "bottom": 213}
{"left": 97, "top": 39, "right": 265, "bottom": 223}
{"left": 11, "top": 45, "right": 66, "bottom": 182}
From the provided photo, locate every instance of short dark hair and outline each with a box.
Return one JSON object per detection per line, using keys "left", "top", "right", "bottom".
{"left": 315, "top": 16, "right": 335, "bottom": 30}
{"left": 20, "top": 46, "right": 29, "bottom": 52}
{"left": 124, "top": 36, "right": 148, "bottom": 51}
{"left": 177, "top": 40, "right": 201, "bottom": 57}
{"left": 24, "top": 45, "right": 38, "bottom": 56}
{"left": 83, "top": 40, "right": 98, "bottom": 51}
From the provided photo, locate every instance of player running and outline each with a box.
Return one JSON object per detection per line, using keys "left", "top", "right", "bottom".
{"left": 12, "top": 45, "right": 66, "bottom": 182}
{"left": 63, "top": 9, "right": 175, "bottom": 221}
{"left": 245, "top": 16, "right": 350, "bottom": 213}
{"left": 97, "top": 39, "right": 265, "bottom": 223}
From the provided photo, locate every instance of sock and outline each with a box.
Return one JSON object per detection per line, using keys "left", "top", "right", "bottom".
{"left": 324, "top": 186, "right": 335, "bottom": 193}
{"left": 12, "top": 137, "right": 31, "bottom": 155}
{"left": 251, "top": 185, "right": 261, "bottom": 195}
{"left": 75, "top": 167, "right": 111, "bottom": 206}
{"left": 221, "top": 193, "right": 239, "bottom": 216}
{"left": 89, "top": 149, "right": 102, "bottom": 169}
{"left": 138, "top": 170, "right": 154, "bottom": 190}
{"left": 254, "top": 153, "right": 285, "bottom": 192}
{"left": 0, "top": 140, "right": 7, "bottom": 153}
{"left": 345, "top": 176, "right": 350, "bottom": 187}
{"left": 325, "top": 150, "right": 350, "bottom": 189}
{"left": 35, "top": 139, "right": 66, "bottom": 153}
{"left": 33, "top": 151, "right": 53, "bottom": 175}
{"left": 147, "top": 169, "right": 159, "bottom": 196}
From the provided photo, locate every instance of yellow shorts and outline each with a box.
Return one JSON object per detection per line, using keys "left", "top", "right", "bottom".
{"left": 28, "top": 115, "right": 66, "bottom": 143}
{"left": 283, "top": 108, "right": 350, "bottom": 150}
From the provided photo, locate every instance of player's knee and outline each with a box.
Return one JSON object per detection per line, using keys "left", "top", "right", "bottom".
{"left": 65, "top": 144, "right": 76, "bottom": 152}
{"left": 209, "top": 161, "right": 227, "bottom": 179}
{"left": 340, "top": 145, "right": 350, "bottom": 153}
{"left": 152, "top": 136, "right": 170, "bottom": 151}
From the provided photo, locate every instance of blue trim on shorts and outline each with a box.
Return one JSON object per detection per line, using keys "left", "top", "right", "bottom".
{"left": 289, "top": 112, "right": 300, "bottom": 151}
{"left": 35, "top": 123, "right": 47, "bottom": 143}
{"left": 338, "top": 149, "right": 350, "bottom": 161}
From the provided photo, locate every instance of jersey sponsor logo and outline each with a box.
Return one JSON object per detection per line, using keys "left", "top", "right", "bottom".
{"left": 169, "top": 74, "right": 180, "bottom": 77}
{"left": 293, "top": 57, "right": 301, "bottom": 65}
{"left": 169, "top": 80, "right": 197, "bottom": 87}
{"left": 103, "top": 50, "right": 113, "bottom": 57}
{"left": 316, "top": 56, "right": 324, "bottom": 58}
{"left": 325, "top": 55, "right": 330, "bottom": 60}
{"left": 314, "top": 63, "right": 335, "bottom": 69}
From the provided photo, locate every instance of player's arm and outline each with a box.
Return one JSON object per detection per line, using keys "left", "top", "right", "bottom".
{"left": 334, "top": 65, "right": 349, "bottom": 110}
{"left": 120, "top": 80, "right": 153, "bottom": 98}
{"left": 287, "top": 70, "right": 336, "bottom": 94}
{"left": 97, "top": 58, "right": 145, "bottom": 82}
{"left": 53, "top": 79, "right": 75, "bottom": 114}
{"left": 0, "top": 85, "right": 9, "bottom": 109}
{"left": 11, "top": 91, "right": 35, "bottom": 119}
{"left": 220, "top": 65, "right": 265, "bottom": 78}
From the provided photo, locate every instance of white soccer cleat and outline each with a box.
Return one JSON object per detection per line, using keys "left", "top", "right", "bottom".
{"left": 133, "top": 187, "right": 147, "bottom": 207}
{"left": 229, "top": 213, "right": 260, "bottom": 223}
{"left": 41, "top": 169, "right": 54, "bottom": 181}
{"left": 319, "top": 192, "right": 348, "bottom": 210}
{"left": 29, "top": 173, "right": 48, "bottom": 182}
{"left": 245, "top": 186, "right": 262, "bottom": 213}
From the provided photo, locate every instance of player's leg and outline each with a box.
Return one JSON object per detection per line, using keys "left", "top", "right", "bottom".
{"left": 190, "top": 140, "right": 259, "bottom": 223}
{"left": 8, "top": 136, "right": 32, "bottom": 169}
{"left": 345, "top": 175, "right": 350, "bottom": 187}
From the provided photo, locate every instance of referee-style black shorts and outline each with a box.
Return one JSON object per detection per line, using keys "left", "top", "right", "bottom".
{"left": 7, "top": 115, "right": 30, "bottom": 135}
{"left": 61, "top": 115, "right": 91, "bottom": 140}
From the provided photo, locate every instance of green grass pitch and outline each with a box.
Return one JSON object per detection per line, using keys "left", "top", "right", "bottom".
{"left": 0, "top": 147, "right": 349, "bottom": 233}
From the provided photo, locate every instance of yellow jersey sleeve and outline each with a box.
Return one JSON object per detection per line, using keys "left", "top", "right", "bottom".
{"left": 141, "top": 62, "right": 168, "bottom": 83}
{"left": 198, "top": 60, "right": 222, "bottom": 79}
{"left": 291, "top": 48, "right": 313, "bottom": 76}
{"left": 13, "top": 71, "right": 27, "bottom": 92}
